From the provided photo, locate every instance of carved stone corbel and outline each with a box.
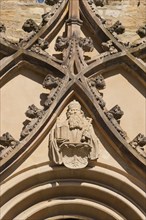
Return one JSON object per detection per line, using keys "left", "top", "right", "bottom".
{"left": 130, "top": 133, "right": 146, "bottom": 158}
{"left": 0, "top": 133, "right": 19, "bottom": 160}
{"left": 20, "top": 105, "right": 45, "bottom": 140}
{"left": 87, "top": 75, "right": 106, "bottom": 108}
{"left": 42, "top": 75, "right": 62, "bottom": 108}
{"left": 106, "top": 105, "right": 127, "bottom": 138}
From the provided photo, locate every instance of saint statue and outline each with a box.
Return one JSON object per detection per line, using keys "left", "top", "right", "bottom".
{"left": 49, "top": 100, "right": 99, "bottom": 168}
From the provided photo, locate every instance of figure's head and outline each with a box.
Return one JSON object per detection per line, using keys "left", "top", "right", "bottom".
{"left": 67, "top": 100, "right": 83, "bottom": 118}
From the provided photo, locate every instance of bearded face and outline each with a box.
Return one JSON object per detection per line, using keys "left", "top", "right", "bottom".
{"left": 67, "top": 108, "right": 84, "bottom": 130}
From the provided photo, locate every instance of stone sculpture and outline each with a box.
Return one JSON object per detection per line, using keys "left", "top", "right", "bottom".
{"left": 0, "top": 132, "right": 19, "bottom": 160}
{"left": 19, "top": 19, "right": 39, "bottom": 47}
{"left": 43, "top": 75, "right": 62, "bottom": 108}
{"left": 88, "top": 75, "right": 106, "bottom": 108}
{"left": 55, "top": 36, "right": 68, "bottom": 51}
{"left": 102, "top": 40, "right": 118, "bottom": 55}
{"left": 48, "top": 100, "right": 99, "bottom": 168}
{"left": 106, "top": 105, "right": 127, "bottom": 138}
{"left": 130, "top": 133, "right": 146, "bottom": 157}
{"left": 30, "top": 38, "right": 49, "bottom": 57}
{"left": 79, "top": 37, "right": 94, "bottom": 52}
{"left": 20, "top": 105, "right": 45, "bottom": 139}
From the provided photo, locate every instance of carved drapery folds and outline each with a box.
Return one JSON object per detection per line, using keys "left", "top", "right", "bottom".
{"left": 106, "top": 105, "right": 127, "bottom": 139}
{"left": 49, "top": 100, "right": 99, "bottom": 169}
{"left": 87, "top": 75, "right": 106, "bottom": 108}
{"left": 20, "top": 105, "right": 45, "bottom": 140}
{"left": 0, "top": 133, "right": 19, "bottom": 160}
{"left": 43, "top": 74, "right": 63, "bottom": 108}
{"left": 130, "top": 134, "right": 146, "bottom": 158}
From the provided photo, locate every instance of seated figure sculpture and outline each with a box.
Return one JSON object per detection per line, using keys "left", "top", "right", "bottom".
{"left": 49, "top": 100, "right": 99, "bottom": 168}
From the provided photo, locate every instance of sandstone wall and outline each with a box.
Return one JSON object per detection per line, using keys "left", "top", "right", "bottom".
{"left": 0, "top": 0, "right": 146, "bottom": 42}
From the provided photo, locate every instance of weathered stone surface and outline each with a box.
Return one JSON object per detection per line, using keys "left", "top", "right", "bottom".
{"left": 49, "top": 100, "right": 99, "bottom": 168}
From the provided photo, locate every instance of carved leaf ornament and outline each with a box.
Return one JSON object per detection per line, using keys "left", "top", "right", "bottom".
{"left": 0, "top": 0, "right": 146, "bottom": 172}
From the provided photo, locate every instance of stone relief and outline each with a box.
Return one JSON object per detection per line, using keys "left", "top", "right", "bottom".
{"left": 106, "top": 105, "right": 127, "bottom": 138}
{"left": 130, "top": 133, "right": 146, "bottom": 158}
{"left": 30, "top": 38, "right": 50, "bottom": 57}
{"left": 20, "top": 105, "right": 45, "bottom": 140}
{"left": 0, "top": 133, "right": 19, "bottom": 160}
{"left": 108, "top": 21, "right": 125, "bottom": 35}
{"left": 19, "top": 19, "right": 40, "bottom": 47}
{"left": 42, "top": 74, "right": 63, "bottom": 108}
{"left": 49, "top": 100, "right": 99, "bottom": 168}
{"left": 87, "top": 75, "right": 106, "bottom": 108}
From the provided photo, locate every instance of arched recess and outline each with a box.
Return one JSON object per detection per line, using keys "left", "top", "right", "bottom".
{"left": 0, "top": 164, "right": 145, "bottom": 220}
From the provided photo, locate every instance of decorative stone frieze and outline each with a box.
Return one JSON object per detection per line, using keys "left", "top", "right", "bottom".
{"left": 87, "top": 75, "right": 106, "bottom": 108}
{"left": 137, "top": 25, "right": 146, "bottom": 38}
{"left": 0, "top": 133, "right": 19, "bottom": 160}
{"left": 130, "top": 133, "right": 146, "bottom": 158}
{"left": 106, "top": 105, "right": 127, "bottom": 138}
{"left": 30, "top": 38, "right": 49, "bottom": 57}
{"left": 20, "top": 105, "right": 45, "bottom": 140}
{"left": 108, "top": 21, "right": 125, "bottom": 35}
{"left": 48, "top": 100, "right": 99, "bottom": 168}
{"left": 43, "top": 75, "right": 63, "bottom": 108}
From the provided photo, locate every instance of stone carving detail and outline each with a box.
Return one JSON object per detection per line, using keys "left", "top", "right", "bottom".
{"left": 54, "top": 34, "right": 93, "bottom": 69}
{"left": 130, "top": 133, "right": 146, "bottom": 158}
{"left": 20, "top": 105, "right": 45, "bottom": 140}
{"left": 30, "top": 38, "right": 49, "bottom": 57}
{"left": 106, "top": 105, "right": 127, "bottom": 138}
{"left": 42, "top": 0, "right": 63, "bottom": 25}
{"left": 49, "top": 100, "right": 99, "bottom": 168}
{"left": 108, "top": 21, "right": 125, "bottom": 35}
{"left": 55, "top": 36, "right": 69, "bottom": 51}
{"left": 137, "top": 25, "right": 146, "bottom": 38}
{"left": 102, "top": 40, "right": 118, "bottom": 55}
{"left": 88, "top": 75, "right": 106, "bottom": 108}
{"left": 19, "top": 19, "right": 40, "bottom": 47}
{"left": 79, "top": 37, "right": 94, "bottom": 52}
{"left": 87, "top": 0, "right": 106, "bottom": 23}
{"left": 43, "top": 75, "right": 62, "bottom": 108}
{"left": 0, "top": 133, "right": 19, "bottom": 160}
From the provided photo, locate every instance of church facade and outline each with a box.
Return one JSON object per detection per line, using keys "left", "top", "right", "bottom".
{"left": 0, "top": 0, "right": 146, "bottom": 219}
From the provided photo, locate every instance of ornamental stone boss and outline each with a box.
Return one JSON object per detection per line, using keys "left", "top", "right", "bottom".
{"left": 48, "top": 100, "right": 99, "bottom": 168}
